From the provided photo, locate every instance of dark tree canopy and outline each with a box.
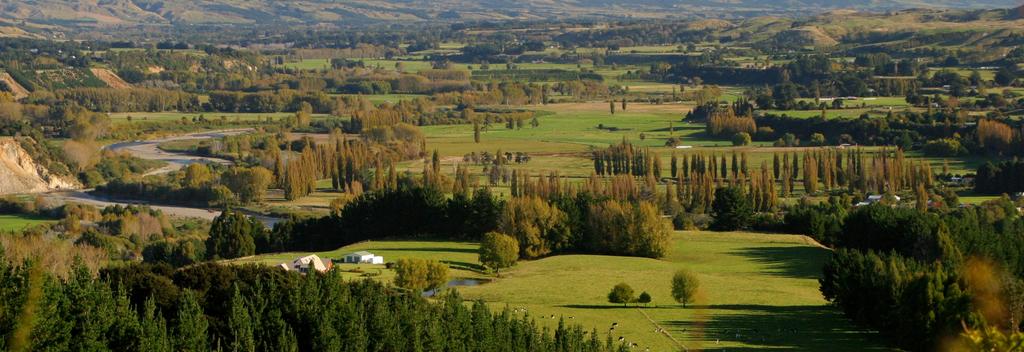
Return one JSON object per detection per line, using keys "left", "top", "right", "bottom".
{"left": 710, "top": 186, "right": 753, "bottom": 231}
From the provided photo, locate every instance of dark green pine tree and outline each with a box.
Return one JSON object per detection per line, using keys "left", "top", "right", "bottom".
{"left": 108, "top": 287, "right": 143, "bottom": 351}
{"left": 470, "top": 301, "right": 495, "bottom": 351}
{"left": 228, "top": 286, "right": 255, "bottom": 352}
{"left": 64, "top": 261, "right": 117, "bottom": 351}
{"left": 139, "top": 297, "right": 172, "bottom": 352}
{"left": 206, "top": 209, "right": 260, "bottom": 260}
{"left": 174, "top": 290, "right": 209, "bottom": 352}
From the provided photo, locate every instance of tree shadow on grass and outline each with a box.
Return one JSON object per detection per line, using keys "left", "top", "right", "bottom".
{"left": 373, "top": 247, "right": 479, "bottom": 255}
{"left": 557, "top": 304, "right": 678, "bottom": 310}
{"left": 663, "top": 304, "right": 888, "bottom": 351}
{"left": 648, "top": 125, "right": 702, "bottom": 133}
{"left": 728, "top": 246, "right": 829, "bottom": 280}
{"left": 440, "top": 260, "right": 486, "bottom": 273}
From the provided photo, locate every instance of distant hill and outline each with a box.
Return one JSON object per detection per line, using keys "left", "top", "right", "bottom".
{"left": 0, "top": 0, "right": 1021, "bottom": 31}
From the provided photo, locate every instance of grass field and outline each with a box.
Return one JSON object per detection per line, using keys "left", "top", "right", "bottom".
{"left": 233, "top": 240, "right": 485, "bottom": 283}
{"left": 928, "top": 67, "right": 996, "bottom": 81}
{"left": 762, "top": 107, "right": 905, "bottom": 119}
{"left": 242, "top": 232, "right": 889, "bottom": 351}
{"left": 280, "top": 59, "right": 331, "bottom": 70}
{"left": 420, "top": 101, "right": 719, "bottom": 157}
{"left": 795, "top": 96, "right": 910, "bottom": 108}
{"left": 0, "top": 214, "right": 55, "bottom": 232}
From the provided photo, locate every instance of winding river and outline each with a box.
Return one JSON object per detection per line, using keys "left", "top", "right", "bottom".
{"left": 44, "top": 129, "right": 281, "bottom": 226}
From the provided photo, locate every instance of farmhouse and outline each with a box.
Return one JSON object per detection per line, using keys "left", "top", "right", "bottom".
{"left": 856, "top": 194, "right": 902, "bottom": 207}
{"left": 344, "top": 251, "right": 385, "bottom": 264}
{"left": 281, "top": 254, "right": 332, "bottom": 273}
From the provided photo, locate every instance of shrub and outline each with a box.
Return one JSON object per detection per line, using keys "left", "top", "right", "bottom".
{"left": 608, "top": 283, "right": 635, "bottom": 306}
{"left": 731, "top": 132, "right": 752, "bottom": 146}
{"left": 921, "top": 138, "right": 966, "bottom": 157}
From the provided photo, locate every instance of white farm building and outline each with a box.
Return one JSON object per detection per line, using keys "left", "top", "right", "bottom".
{"left": 343, "top": 251, "right": 384, "bottom": 264}
{"left": 282, "top": 254, "right": 331, "bottom": 273}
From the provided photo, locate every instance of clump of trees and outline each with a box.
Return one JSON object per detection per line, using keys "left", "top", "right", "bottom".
{"left": 591, "top": 140, "right": 659, "bottom": 177}
{"left": 394, "top": 258, "right": 449, "bottom": 292}
{"left": 206, "top": 209, "right": 264, "bottom": 260}
{"left": 94, "top": 164, "right": 275, "bottom": 207}
{"left": 710, "top": 186, "right": 753, "bottom": 231}
{"left": 975, "top": 159, "right": 1024, "bottom": 195}
{"left": 499, "top": 196, "right": 571, "bottom": 259}
{"left": 585, "top": 200, "right": 671, "bottom": 258}
{"left": 271, "top": 183, "right": 672, "bottom": 260}
{"left": 819, "top": 199, "right": 1024, "bottom": 351}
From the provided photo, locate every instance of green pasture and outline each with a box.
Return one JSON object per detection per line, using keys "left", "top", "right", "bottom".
{"left": 242, "top": 232, "right": 888, "bottom": 351}
{"left": 761, "top": 108, "right": 897, "bottom": 119}
{"left": 420, "top": 103, "right": 725, "bottom": 159}
{"left": 0, "top": 214, "right": 55, "bottom": 232}
{"left": 233, "top": 240, "right": 485, "bottom": 283}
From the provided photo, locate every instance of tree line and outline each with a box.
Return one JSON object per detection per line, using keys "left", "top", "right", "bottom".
{"left": 812, "top": 198, "right": 1024, "bottom": 351}
{"left": 263, "top": 182, "right": 671, "bottom": 260}
{"left": 0, "top": 255, "right": 629, "bottom": 352}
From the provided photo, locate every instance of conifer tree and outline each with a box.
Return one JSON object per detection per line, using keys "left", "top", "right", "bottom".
{"left": 140, "top": 297, "right": 172, "bottom": 352}
{"left": 174, "top": 291, "right": 208, "bottom": 352}
{"left": 228, "top": 286, "right": 255, "bottom": 352}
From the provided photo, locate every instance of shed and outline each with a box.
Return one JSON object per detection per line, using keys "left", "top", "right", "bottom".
{"left": 344, "top": 251, "right": 384, "bottom": 264}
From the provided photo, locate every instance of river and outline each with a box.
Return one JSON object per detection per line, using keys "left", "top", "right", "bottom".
{"left": 44, "top": 128, "right": 281, "bottom": 227}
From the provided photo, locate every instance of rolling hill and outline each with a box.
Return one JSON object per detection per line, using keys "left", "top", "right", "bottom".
{"left": 0, "top": 0, "right": 1021, "bottom": 30}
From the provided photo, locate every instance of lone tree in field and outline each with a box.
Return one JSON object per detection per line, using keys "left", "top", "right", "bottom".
{"left": 473, "top": 122, "right": 481, "bottom": 143}
{"left": 637, "top": 291, "right": 652, "bottom": 307}
{"left": 671, "top": 269, "right": 699, "bottom": 307}
{"left": 710, "top": 186, "right": 753, "bottom": 231}
{"left": 479, "top": 232, "right": 519, "bottom": 273}
{"left": 608, "top": 283, "right": 635, "bottom": 306}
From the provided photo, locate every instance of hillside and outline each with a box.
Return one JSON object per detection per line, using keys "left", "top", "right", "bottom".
{"left": 0, "top": 0, "right": 1020, "bottom": 31}
{"left": 0, "top": 138, "right": 79, "bottom": 195}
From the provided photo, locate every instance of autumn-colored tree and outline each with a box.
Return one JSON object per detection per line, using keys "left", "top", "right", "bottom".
{"left": 498, "top": 196, "right": 570, "bottom": 259}
{"left": 221, "top": 166, "right": 274, "bottom": 204}
{"left": 479, "top": 232, "right": 519, "bottom": 272}
{"left": 394, "top": 258, "right": 449, "bottom": 292}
